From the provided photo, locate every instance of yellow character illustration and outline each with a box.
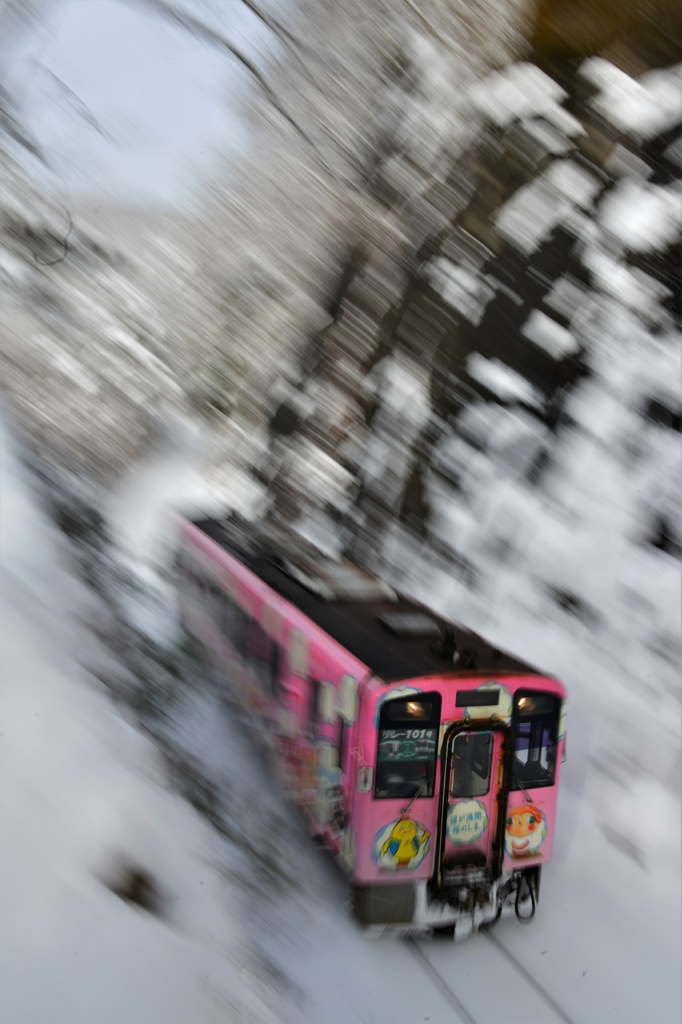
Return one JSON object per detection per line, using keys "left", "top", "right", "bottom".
{"left": 380, "top": 817, "right": 430, "bottom": 869}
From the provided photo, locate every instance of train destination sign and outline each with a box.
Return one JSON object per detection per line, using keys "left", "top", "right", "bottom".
{"left": 378, "top": 727, "right": 438, "bottom": 761}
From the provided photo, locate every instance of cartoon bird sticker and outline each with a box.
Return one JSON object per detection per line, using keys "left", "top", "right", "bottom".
{"left": 376, "top": 817, "right": 431, "bottom": 870}
{"left": 505, "top": 804, "right": 547, "bottom": 858}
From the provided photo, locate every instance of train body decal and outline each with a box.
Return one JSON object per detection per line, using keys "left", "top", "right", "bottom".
{"left": 505, "top": 805, "right": 548, "bottom": 859}
{"left": 373, "top": 818, "right": 431, "bottom": 871}
{"left": 447, "top": 800, "right": 489, "bottom": 845}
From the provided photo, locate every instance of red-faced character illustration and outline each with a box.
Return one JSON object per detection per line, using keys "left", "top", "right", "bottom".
{"left": 505, "top": 804, "right": 547, "bottom": 858}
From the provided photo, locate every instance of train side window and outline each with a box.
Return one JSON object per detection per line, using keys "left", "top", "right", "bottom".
{"left": 511, "top": 692, "right": 560, "bottom": 790}
{"left": 201, "top": 575, "right": 214, "bottom": 607}
{"left": 217, "top": 589, "right": 238, "bottom": 642}
{"left": 208, "top": 581, "right": 222, "bottom": 619}
{"left": 249, "top": 619, "right": 270, "bottom": 666}
{"left": 450, "top": 732, "right": 493, "bottom": 797}
{"left": 232, "top": 605, "right": 250, "bottom": 658}
{"left": 337, "top": 713, "right": 346, "bottom": 770}
{"left": 195, "top": 571, "right": 207, "bottom": 600}
{"left": 247, "top": 618, "right": 269, "bottom": 690}
{"left": 308, "top": 678, "right": 321, "bottom": 739}
{"left": 218, "top": 590, "right": 234, "bottom": 634}
{"left": 375, "top": 693, "right": 441, "bottom": 799}
{"left": 269, "top": 641, "right": 280, "bottom": 697}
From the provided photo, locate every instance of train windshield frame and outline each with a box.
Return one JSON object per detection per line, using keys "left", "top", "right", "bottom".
{"left": 511, "top": 691, "right": 561, "bottom": 790}
{"left": 374, "top": 692, "right": 441, "bottom": 800}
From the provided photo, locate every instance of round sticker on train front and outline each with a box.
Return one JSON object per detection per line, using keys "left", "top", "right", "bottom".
{"left": 373, "top": 817, "right": 431, "bottom": 871}
{"left": 447, "top": 799, "right": 489, "bottom": 844}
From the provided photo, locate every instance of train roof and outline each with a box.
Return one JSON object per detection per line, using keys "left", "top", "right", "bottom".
{"left": 189, "top": 516, "right": 539, "bottom": 683}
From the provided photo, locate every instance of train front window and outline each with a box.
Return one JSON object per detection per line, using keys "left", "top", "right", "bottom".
{"left": 451, "top": 732, "right": 493, "bottom": 797}
{"left": 511, "top": 692, "right": 560, "bottom": 790}
{"left": 375, "top": 692, "right": 441, "bottom": 800}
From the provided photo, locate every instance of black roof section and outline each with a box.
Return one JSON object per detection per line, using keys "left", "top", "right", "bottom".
{"left": 189, "top": 515, "right": 539, "bottom": 683}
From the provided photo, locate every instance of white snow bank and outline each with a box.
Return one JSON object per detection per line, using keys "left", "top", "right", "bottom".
{"left": 360, "top": 353, "right": 432, "bottom": 507}
{"left": 580, "top": 245, "right": 672, "bottom": 316}
{"left": 106, "top": 411, "right": 214, "bottom": 565}
{"left": 633, "top": 333, "right": 682, "bottom": 406}
{"left": 600, "top": 180, "right": 682, "bottom": 252}
{"left": 543, "top": 275, "right": 594, "bottom": 327}
{"left": 522, "top": 309, "right": 580, "bottom": 359}
{"left": 581, "top": 58, "right": 682, "bottom": 140}
{"left": 0, "top": 417, "right": 72, "bottom": 619}
{"left": 466, "top": 353, "right": 543, "bottom": 406}
{"left": 518, "top": 115, "right": 574, "bottom": 157}
{"left": 370, "top": 351, "right": 432, "bottom": 423}
{"left": 470, "top": 63, "right": 583, "bottom": 136}
{"left": 0, "top": 416, "right": 278, "bottom": 1024}
{"left": 425, "top": 256, "right": 495, "bottom": 323}
{"left": 286, "top": 437, "right": 354, "bottom": 509}
{"left": 496, "top": 160, "right": 601, "bottom": 255}
{"left": 435, "top": 404, "right": 548, "bottom": 487}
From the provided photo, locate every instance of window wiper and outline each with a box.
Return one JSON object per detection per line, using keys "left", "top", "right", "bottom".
{"left": 512, "top": 772, "right": 533, "bottom": 803}
{"left": 401, "top": 776, "right": 428, "bottom": 817}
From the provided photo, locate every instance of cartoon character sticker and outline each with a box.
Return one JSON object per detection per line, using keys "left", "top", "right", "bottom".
{"left": 287, "top": 629, "right": 309, "bottom": 678}
{"left": 327, "top": 785, "right": 347, "bottom": 833}
{"left": 261, "top": 601, "right": 283, "bottom": 643}
{"left": 316, "top": 740, "right": 347, "bottom": 835}
{"left": 338, "top": 827, "right": 356, "bottom": 873}
{"left": 373, "top": 817, "right": 431, "bottom": 871}
{"left": 447, "top": 799, "right": 489, "bottom": 844}
{"left": 339, "top": 674, "right": 359, "bottom": 725}
{"left": 319, "top": 681, "right": 337, "bottom": 725}
{"left": 300, "top": 746, "right": 319, "bottom": 811}
{"left": 465, "top": 682, "right": 513, "bottom": 721}
{"left": 505, "top": 804, "right": 547, "bottom": 858}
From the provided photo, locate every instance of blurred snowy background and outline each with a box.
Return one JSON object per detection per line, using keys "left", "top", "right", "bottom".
{"left": 0, "top": 1, "right": 680, "bottom": 1022}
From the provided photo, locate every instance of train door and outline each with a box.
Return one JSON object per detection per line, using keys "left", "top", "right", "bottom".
{"left": 434, "top": 721, "right": 509, "bottom": 890}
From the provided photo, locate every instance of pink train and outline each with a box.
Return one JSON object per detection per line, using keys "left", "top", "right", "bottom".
{"left": 177, "top": 515, "right": 567, "bottom": 934}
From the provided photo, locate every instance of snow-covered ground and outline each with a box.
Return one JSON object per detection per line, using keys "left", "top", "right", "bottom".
{"left": 0, "top": 419, "right": 283, "bottom": 1024}
{"left": 1, "top": 10, "right": 680, "bottom": 1020}
{"left": 1, "top": 408, "right": 680, "bottom": 1024}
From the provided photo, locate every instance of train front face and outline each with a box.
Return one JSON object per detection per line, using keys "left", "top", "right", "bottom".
{"left": 350, "top": 675, "right": 566, "bottom": 931}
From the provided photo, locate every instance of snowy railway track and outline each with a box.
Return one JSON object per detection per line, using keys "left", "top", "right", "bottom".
{"left": 482, "top": 931, "right": 573, "bottom": 1023}
{"left": 407, "top": 932, "right": 574, "bottom": 1024}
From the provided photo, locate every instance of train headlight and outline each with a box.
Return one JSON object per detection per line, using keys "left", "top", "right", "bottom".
{"left": 406, "top": 700, "right": 426, "bottom": 717}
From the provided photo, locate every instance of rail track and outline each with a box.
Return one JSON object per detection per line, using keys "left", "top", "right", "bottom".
{"left": 407, "top": 929, "right": 574, "bottom": 1024}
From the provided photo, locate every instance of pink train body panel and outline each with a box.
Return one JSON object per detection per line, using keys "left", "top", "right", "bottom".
{"left": 178, "top": 516, "right": 567, "bottom": 932}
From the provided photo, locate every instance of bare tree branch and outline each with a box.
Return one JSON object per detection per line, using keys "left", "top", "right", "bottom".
{"left": 41, "top": 67, "right": 110, "bottom": 139}
{"left": 138, "top": 0, "right": 319, "bottom": 149}
{"left": 238, "top": 0, "right": 317, "bottom": 60}
{"left": 238, "top": 0, "right": 340, "bottom": 103}
{"left": 0, "top": 87, "right": 45, "bottom": 160}
{"left": 136, "top": 0, "right": 366, "bottom": 189}
{"left": 403, "top": 0, "right": 460, "bottom": 52}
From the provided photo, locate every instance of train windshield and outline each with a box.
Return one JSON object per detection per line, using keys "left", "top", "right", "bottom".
{"left": 450, "top": 731, "right": 494, "bottom": 797}
{"left": 511, "top": 692, "right": 560, "bottom": 790}
{"left": 375, "top": 693, "right": 441, "bottom": 799}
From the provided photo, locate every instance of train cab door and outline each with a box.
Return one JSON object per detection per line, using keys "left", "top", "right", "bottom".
{"left": 435, "top": 721, "right": 508, "bottom": 889}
